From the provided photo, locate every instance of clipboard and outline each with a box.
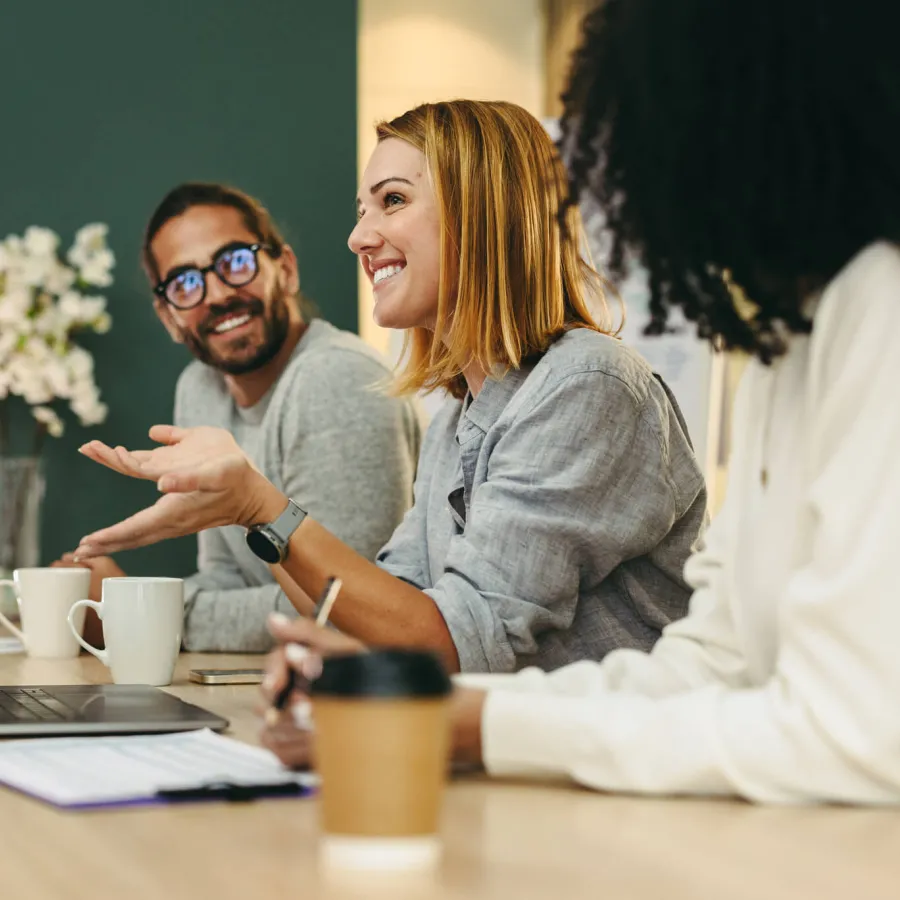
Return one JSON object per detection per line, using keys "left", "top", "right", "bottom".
{"left": 0, "top": 728, "right": 317, "bottom": 810}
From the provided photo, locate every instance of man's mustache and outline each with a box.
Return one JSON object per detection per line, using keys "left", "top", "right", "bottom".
{"left": 200, "top": 298, "right": 266, "bottom": 336}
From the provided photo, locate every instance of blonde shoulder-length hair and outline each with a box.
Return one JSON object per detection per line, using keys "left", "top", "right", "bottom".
{"left": 377, "top": 99, "right": 618, "bottom": 399}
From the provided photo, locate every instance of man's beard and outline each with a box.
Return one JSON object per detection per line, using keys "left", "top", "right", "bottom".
{"left": 180, "top": 285, "right": 293, "bottom": 376}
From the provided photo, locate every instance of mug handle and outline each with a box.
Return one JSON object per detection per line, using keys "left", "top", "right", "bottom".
{"left": 67, "top": 599, "right": 109, "bottom": 665}
{"left": 0, "top": 580, "right": 26, "bottom": 644}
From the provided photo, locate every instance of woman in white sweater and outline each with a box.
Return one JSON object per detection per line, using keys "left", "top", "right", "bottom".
{"left": 251, "top": 0, "right": 900, "bottom": 804}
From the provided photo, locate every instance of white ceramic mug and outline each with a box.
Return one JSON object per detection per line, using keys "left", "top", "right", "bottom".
{"left": 68, "top": 577, "right": 184, "bottom": 686}
{"left": 0, "top": 567, "right": 91, "bottom": 658}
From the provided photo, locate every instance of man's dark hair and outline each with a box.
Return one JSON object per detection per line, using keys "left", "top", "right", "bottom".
{"left": 560, "top": 0, "right": 900, "bottom": 362}
{"left": 142, "top": 182, "right": 287, "bottom": 284}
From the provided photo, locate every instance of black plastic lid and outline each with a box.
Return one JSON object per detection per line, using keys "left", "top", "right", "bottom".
{"left": 310, "top": 649, "right": 452, "bottom": 699}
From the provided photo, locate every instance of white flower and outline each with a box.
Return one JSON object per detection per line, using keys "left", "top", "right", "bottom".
{"left": 23, "top": 336, "right": 51, "bottom": 363}
{"left": 70, "top": 381, "right": 107, "bottom": 426}
{"left": 77, "top": 295, "right": 107, "bottom": 322}
{"left": 65, "top": 345, "right": 94, "bottom": 378}
{"left": 72, "top": 223, "right": 108, "bottom": 255}
{"left": 78, "top": 249, "right": 115, "bottom": 288}
{"left": 58, "top": 290, "right": 84, "bottom": 323}
{"left": 32, "top": 406, "right": 65, "bottom": 438}
{"left": 76, "top": 400, "right": 107, "bottom": 427}
{"left": 0, "top": 287, "right": 31, "bottom": 325}
{"left": 0, "top": 330, "right": 16, "bottom": 360}
{"left": 44, "top": 261, "right": 77, "bottom": 295}
{"left": 19, "top": 253, "right": 55, "bottom": 288}
{"left": 24, "top": 226, "right": 60, "bottom": 258}
{"left": 1, "top": 221, "right": 112, "bottom": 436}
{"left": 42, "top": 358, "right": 71, "bottom": 398}
{"left": 8, "top": 355, "right": 53, "bottom": 405}
{"left": 32, "top": 306, "right": 63, "bottom": 338}
{"left": 68, "top": 224, "right": 110, "bottom": 269}
{"left": 93, "top": 312, "right": 112, "bottom": 334}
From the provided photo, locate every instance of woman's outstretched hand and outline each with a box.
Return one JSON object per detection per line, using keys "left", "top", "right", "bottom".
{"left": 75, "top": 425, "right": 285, "bottom": 558}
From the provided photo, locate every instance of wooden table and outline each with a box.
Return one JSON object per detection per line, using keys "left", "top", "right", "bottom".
{"left": 1, "top": 650, "right": 898, "bottom": 900}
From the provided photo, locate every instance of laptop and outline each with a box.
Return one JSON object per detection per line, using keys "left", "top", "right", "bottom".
{"left": 0, "top": 685, "right": 228, "bottom": 737}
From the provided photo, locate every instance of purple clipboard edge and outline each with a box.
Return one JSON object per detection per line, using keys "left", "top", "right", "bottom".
{"left": 0, "top": 777, "right": 317, "bottom": 812}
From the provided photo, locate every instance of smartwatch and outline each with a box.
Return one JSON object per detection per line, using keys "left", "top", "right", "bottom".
{"left": 245, "top": 499, "right": 307, "bottom": 564}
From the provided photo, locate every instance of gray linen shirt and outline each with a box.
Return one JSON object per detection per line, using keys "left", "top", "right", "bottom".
{"left": 176, "top": 319, "right": 421, "bottom": 652}
{"left": 377, "top": 328, "right": 707, "bottom": 673}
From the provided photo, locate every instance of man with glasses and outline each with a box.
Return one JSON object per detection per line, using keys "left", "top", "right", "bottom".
{"left": 63, "top": 182, "right": 421, "bottom": 651}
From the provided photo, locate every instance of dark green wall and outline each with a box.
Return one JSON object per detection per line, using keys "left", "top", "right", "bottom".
{"left": 0, "top": 1, "right": 357, "bottom": 575}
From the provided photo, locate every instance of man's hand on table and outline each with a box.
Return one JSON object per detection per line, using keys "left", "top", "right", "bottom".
{"left": 50, "top": 553, "right": 125, "bottom": 648}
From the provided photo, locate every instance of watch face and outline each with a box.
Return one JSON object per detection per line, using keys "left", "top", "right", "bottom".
{"left": 246, "top": 528, "right": 282, "bottom": 565}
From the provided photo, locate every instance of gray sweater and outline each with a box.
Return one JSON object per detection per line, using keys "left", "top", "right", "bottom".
{"left": 175, "top": 319, "right": 421, "bottom": 652}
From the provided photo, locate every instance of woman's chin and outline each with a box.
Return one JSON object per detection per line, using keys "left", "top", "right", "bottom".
{"left": 372, "top": 304, "right": 411, "bottom": 331}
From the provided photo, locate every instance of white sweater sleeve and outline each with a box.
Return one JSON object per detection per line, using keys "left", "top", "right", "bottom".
{"left": 481, "top": 244, "right": 900, "bottom": 804}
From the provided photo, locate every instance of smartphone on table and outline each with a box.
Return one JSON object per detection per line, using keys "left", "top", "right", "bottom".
{"left": 188, "top": 668, "right": 265, "bottom": 685}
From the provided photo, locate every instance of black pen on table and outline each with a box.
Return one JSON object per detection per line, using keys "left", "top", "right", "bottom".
{"left": 265, "top": 576, "right": 342, "bottom": 726}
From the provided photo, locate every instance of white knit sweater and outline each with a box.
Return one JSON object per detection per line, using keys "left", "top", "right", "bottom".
{"left": 460, "top": 241, "right": 900, "bottom": 804}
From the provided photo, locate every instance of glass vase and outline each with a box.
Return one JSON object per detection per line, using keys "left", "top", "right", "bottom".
{"left": 0, "top": 457, "right": 45, "bottom": 621}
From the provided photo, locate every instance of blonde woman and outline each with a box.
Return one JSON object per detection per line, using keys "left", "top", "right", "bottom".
{"left": 75, "top": 100, "right": 706, "bottom": 675}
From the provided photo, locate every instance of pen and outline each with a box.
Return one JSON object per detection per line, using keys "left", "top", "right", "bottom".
{"left": 157, "top": 780, "right": 313, "bottom": 803}
{"left": 265, "top": 576, "right": 342, "bottom": 726}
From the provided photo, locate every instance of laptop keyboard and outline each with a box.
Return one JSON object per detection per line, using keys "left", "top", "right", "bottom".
{"left": 0, "top": 688, "right": 72, "bottom": 723}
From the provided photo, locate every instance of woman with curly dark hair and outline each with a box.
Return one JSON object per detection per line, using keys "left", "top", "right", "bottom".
{"left": 257, "top": 0, "right": 900, "bottom": 805}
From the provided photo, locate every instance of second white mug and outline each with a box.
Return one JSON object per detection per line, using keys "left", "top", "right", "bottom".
{"left": 68, "top": 577, "right": 184, "bottom": 686}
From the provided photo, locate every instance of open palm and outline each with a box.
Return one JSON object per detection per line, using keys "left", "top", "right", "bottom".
{"left": 75, "top": 425, "right": 269, "bottom": 556}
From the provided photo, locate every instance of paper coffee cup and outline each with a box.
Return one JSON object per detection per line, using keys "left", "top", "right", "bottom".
{"left": 310, "top": 649, "right": 452, "bottom": 872}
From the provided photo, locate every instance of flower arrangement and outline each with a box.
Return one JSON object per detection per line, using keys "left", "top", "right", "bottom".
{"left": 0, "top": 223, "right": 113, "bottom": 454}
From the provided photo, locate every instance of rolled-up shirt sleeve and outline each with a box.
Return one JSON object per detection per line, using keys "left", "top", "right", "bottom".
{"left": 377, "top": 409, "right": 444, "bottom": 589}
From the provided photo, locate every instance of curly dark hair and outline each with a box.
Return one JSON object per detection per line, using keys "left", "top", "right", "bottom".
{"left": 559, "top": 0, "right": 900, "bottom": 361}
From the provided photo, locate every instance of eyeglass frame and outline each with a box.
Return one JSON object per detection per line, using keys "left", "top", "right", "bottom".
{"left": 153, "top": 241, "right": 274, "bottom": 310}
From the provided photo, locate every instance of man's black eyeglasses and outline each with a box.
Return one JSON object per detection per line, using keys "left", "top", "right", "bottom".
{"left": 154, "top": 242, "right": 272, "bottom": 310}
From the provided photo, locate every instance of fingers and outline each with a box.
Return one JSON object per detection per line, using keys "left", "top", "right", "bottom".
{"left": 79, "top": 441, "right": 161, "bottom": 482}
{"left": 59, "top": 554, "right": 109, "bottom": 573}
{"left": 156, "top": 469, "right": 204, "bottom": 494}
{"left": 148, "top": 424, "right": 188, "bottom": 445}
{"left": 262, "top": 643, "right": 321, "bottom": 698}
{"left": 262, "top": 646, "right": 292, "bottom": 701}
{"left": 75, "top": 497, "right": 181, "bottom": 557}
{"left": 78, "top": 441, "right": 136, "bottom": 477}
{"left": 267, "top": 613, "right": 319, "bottom": 646}
{"left": 112, "top": 446, "right": 157, "bottom": 478}
{"left": 266, "top": 611, "right": 367, "bottom": 656}
{"left": 285, "top": 643, "right": 324, "bottom": 681}
{"left": 259, "top": 719, "right": 315, "bottom": 769}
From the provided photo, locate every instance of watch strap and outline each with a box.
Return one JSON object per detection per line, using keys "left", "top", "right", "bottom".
{"left": 246, "top": 499, "right": 307, "bottom": 564}
{"left": 269, "top": 498, "right": 307, "bottom": 544}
